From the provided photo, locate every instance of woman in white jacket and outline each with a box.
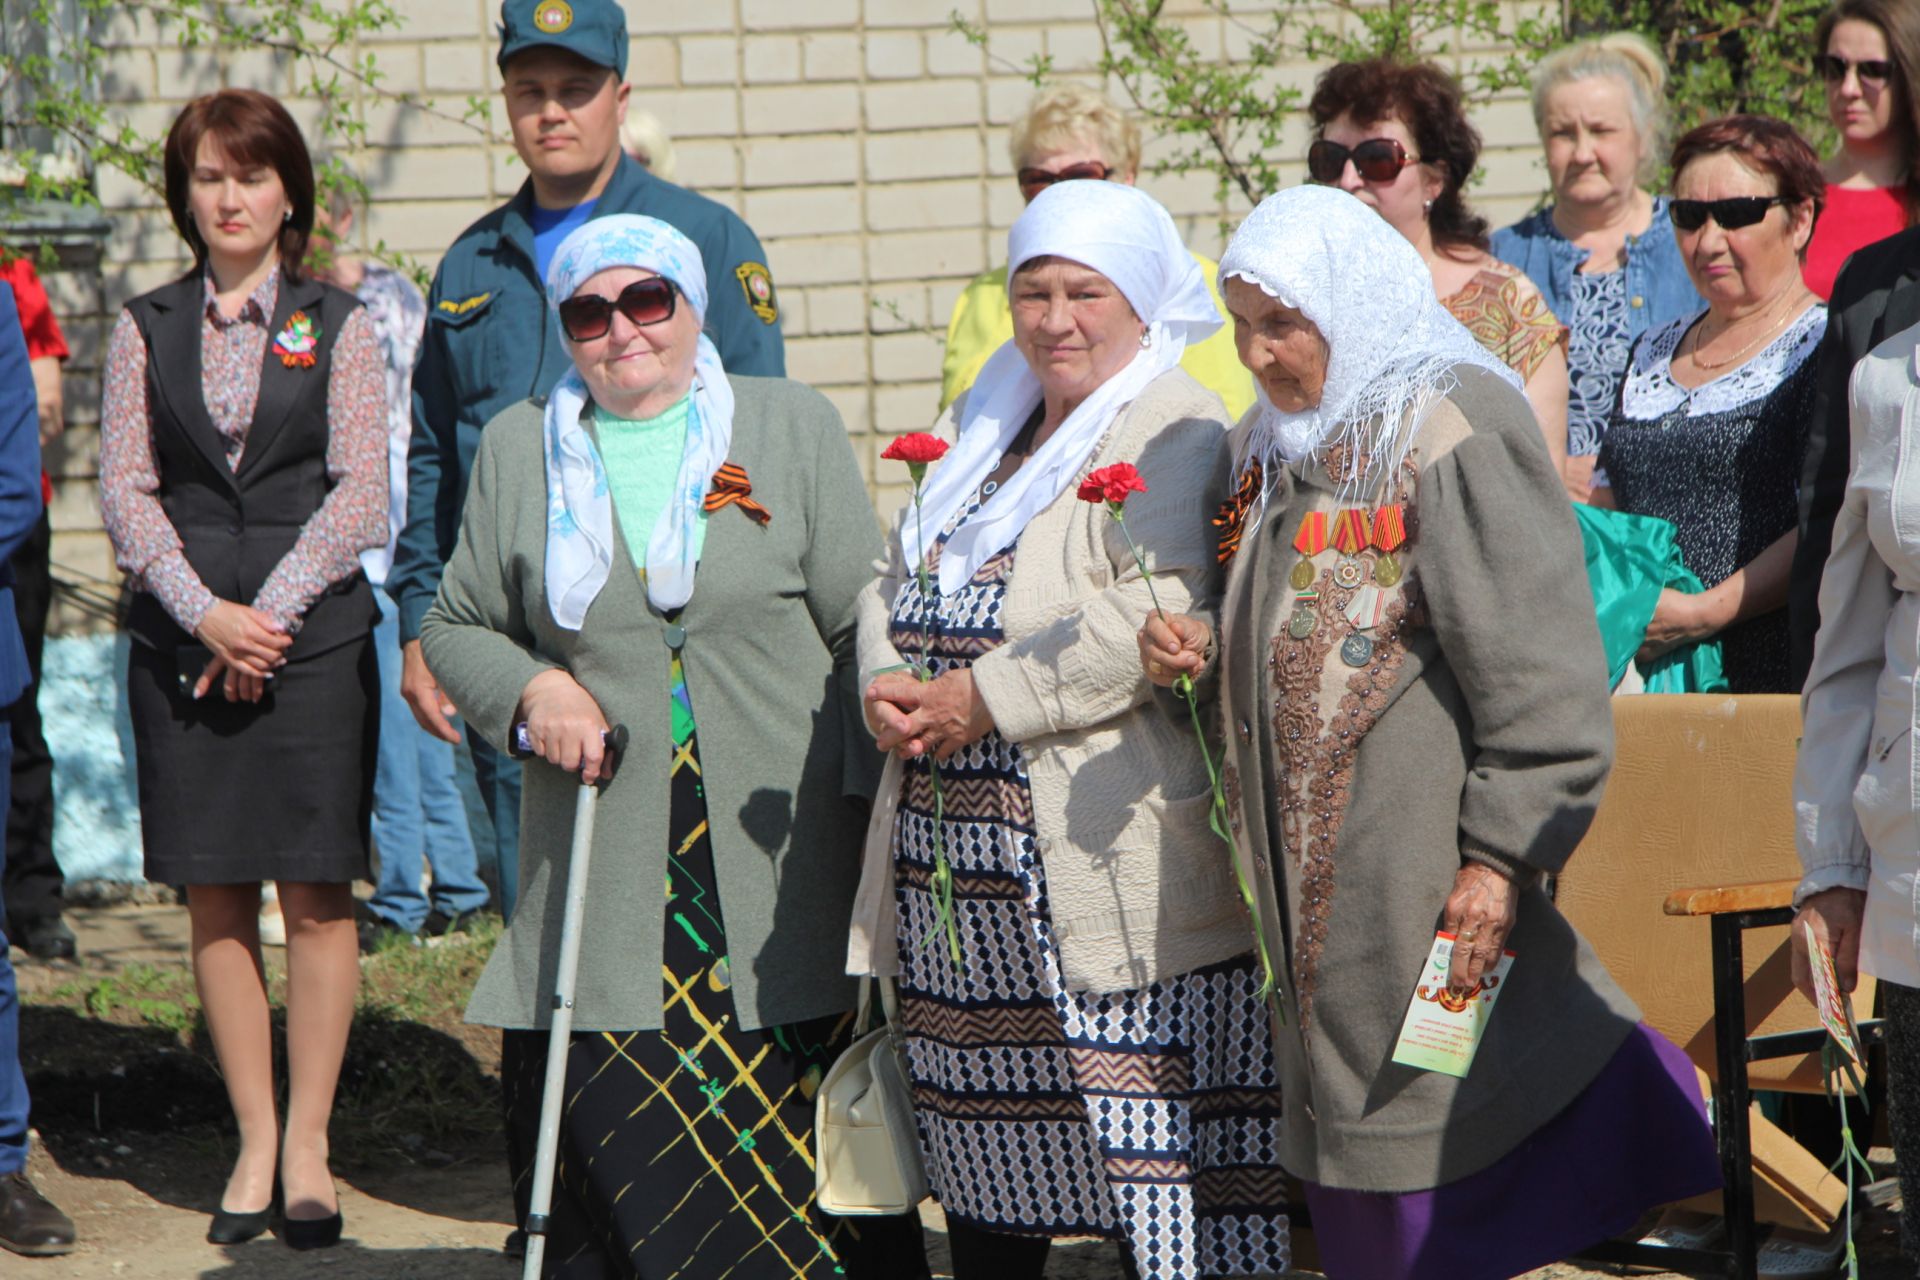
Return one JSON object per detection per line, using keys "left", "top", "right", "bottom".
{"left": 1792, "top": 316, "right": 1920, "bottom": 1266}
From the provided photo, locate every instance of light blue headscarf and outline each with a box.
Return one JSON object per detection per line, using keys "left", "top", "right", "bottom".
{"left": 541, "top": 214, "right": 734, "bottom": 627}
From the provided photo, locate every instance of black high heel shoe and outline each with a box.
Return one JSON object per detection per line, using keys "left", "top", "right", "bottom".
{"left": 281, "top": 1209, "right": 343, "bottom": 1251}
{"left": 207, "top": 1181, "right": 279, "bottom": 1245}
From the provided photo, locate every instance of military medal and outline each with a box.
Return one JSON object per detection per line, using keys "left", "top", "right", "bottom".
{"left": 1288, "top": 589, "right": 1319, "bottom": 639}
{"left": 1341, "top": 631, "right": 1375, "bottom": 667}
{"left": 1345, "top": 585, "right": 1389, "bottom": 631}
{"left": 1290, "top": 511, "right": 1327, "bottom": 591}
{"left": 1331, "top": 507, "right": 1371, "bottom": 590}
{"left": 1371, "top": 503, "right": 1407, "bottom": 588}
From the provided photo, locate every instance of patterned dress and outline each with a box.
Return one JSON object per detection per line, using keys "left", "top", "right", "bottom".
{"left": 1441, "top": 261, "right": 1566, "bottom": 386}
{"left": 1598, "top": 304, "right": 1826, "bottom": 693}
{"left": 889, "top": 493, "right": 1291, "bottom": 1280}
{"left": 501, "top": 649, "right": 896, "bottom": 1279}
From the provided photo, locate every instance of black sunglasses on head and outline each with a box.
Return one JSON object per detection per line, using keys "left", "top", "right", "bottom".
{"left": 557, "top": 277, "right": 678, "bottom": 342}
{"left": 1667, "top": 195, "right": 1791, "bottom": 232}
{"left": 1815, "top": 53, "right": 1894, "bottom": 84}
{"left": 1306, "top": 137, "right": 1420, "bottom": 184}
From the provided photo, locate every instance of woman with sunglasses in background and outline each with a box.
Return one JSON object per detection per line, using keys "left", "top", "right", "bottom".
{"left": 937, "top": 82, "right": 1253, "bottom": 422}
{"left": 1308, "top": 59, "right": 1573, "bottom": 489}
{"left": 1491, "top": 35, "right": 1704, "bottom": 502}
{"left": 419, "top": 215, "right": 930, "bottom": 1278}
{"left": 1593, "top": 117, "right": 1826, "bottom": 694}
{"left": 1804, "top": 0, "right": 1920, "bottom": 299}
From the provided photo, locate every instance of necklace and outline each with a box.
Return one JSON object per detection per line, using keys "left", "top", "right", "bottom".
{"left": 1687, "top": 290, "right": 1802, "bottom": 372}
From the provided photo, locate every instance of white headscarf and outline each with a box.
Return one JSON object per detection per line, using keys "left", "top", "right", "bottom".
{"left": 904, "top": 181, "right": 1223, "bottom": 595}
{"left": 540, "top": 214, "right": 734, "bottom": 627}
{"left": 1216, "top": 186, "right": 1519, "bottom": 496}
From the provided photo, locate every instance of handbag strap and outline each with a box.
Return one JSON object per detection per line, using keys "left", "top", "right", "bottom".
{"left": 854, "top": 976, "right": 902, "bottom": 1037}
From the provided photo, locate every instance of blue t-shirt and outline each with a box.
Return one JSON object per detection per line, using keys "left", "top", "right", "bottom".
{"left": 530, "top": 198, "right": 598, "bottom": 284}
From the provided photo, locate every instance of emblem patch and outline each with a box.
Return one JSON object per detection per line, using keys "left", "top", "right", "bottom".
{"left": 533, "top": 1, "right": 573, "bottom": 33}
{"left": 734, "top": 262, "right": 778, "bottom": 325}
{"left": 272, "top": 311, "right": 320, "bottom": 368}
{"left": 436, "top": 292, "right": 492, "bottom": 317}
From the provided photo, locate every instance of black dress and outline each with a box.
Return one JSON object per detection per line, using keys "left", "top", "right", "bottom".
{"left": 117, "top": 272, "right": 377, "bottom": 885}
{"left": 1597, "top": 304, "right": 1825, "bottom": 694}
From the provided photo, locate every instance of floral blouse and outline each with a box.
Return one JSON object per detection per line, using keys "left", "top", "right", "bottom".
{"left": 98, "top": 268, "right": 388, "bottom": 636}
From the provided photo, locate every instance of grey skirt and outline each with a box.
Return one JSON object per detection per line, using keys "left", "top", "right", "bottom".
{"left": 127, "top": 632, "right": 376, "bottom": 886}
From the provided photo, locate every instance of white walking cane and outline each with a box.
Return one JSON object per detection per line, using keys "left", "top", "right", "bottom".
{"left": 512, "top": 721, "right": 628, "bottom": 1280}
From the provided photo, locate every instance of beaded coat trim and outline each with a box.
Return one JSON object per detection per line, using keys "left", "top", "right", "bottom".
{"left": 1267, "top": 464, "right": 1421, "bottom": 1030}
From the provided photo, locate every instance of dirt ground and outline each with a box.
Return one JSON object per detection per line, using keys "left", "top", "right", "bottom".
{"left": 5, "top": 902, "right": 1910, "bottom": 1279}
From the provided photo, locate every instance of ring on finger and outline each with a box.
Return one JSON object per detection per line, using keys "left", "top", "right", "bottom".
{"left": 1457, "top": 930, "right": 1478, "bottom": 943}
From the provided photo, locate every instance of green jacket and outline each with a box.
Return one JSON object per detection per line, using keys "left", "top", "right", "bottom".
{"left": 421, "top": 376, "right": 880, "bottom": 1032}
{"left": 392, "top": 154, "right": 786, "bottom": 642}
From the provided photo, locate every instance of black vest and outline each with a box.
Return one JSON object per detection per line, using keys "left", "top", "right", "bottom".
{"left": 124, "top": 271, "right": 376, "bottom": 661}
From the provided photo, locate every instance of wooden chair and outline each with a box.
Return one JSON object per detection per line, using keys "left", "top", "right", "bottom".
{"left": 1556, "top": 694, "right": 1882, "bottom": 1279}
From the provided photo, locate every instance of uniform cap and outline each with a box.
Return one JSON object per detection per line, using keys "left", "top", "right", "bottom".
{"left": 497, "top": 0, "right": 629, "bottom": 79}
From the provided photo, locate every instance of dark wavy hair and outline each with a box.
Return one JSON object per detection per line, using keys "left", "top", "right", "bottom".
{"left": 1670, "top": 115, "right": 1827, "bottom": 258}
{"left": 1817, "top": 0, "right": 1920, "bottom": 222}
{"left": 163, "top": 89, "right": 316, "bottom": 279}
{"left": 1308, "top": 58, "right": 1489, "bottom": 255}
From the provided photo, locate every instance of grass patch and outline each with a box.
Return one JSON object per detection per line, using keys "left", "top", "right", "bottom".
{"left": 22, "top": 916, "right": 508, "bottom": 1166}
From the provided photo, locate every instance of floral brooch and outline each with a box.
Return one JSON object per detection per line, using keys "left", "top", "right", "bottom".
{"left": 272, "top": 311, "right": 320, "bottom": 368}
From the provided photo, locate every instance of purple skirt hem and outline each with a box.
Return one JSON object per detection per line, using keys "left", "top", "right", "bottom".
{"left": 1303, "top": 1022, "right": 1721, "bottom": 1280}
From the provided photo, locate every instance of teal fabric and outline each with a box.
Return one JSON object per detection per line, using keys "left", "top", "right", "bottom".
{"left": 592, "top": 396, "right": 707, "bottom": 573}
{"left": 1572, "top": 502, "right": 1729, "bottom": 693}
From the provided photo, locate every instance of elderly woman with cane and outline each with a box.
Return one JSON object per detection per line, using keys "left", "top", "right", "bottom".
{"left": 420, "top": 215, "right": 928, "bottom": 1278}
{"left": 850, "top": 180, "right": 1292, "bottom": 1280}
{"left": 1139, "top": 186, "right": 1720, "bottom": 1280}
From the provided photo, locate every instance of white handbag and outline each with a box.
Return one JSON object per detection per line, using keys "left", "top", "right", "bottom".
{"left": 814, "top": 977, "right": 929, "bottom": 1215}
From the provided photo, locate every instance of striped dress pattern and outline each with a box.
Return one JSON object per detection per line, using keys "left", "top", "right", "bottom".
{"left": 887, "top": 492, "right": 1293, "bottom": 1280}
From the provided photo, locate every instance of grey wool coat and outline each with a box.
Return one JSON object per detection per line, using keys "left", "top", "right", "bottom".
{"left": 1208, "top": 364, "right": 1639, "bottom": 1193}
{"left": 421, "top": 375, "right": 881, "bottom": 1032}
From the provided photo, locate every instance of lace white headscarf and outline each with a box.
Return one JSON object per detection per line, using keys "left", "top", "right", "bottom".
{"left": 1216, "top": 186, "right": 1518, "bottom": 497}
{"left": 904, "top": 180, "right": 1223, "bottom": 595}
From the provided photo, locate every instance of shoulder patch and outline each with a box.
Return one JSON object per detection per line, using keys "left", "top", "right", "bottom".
{"left": 734, "top": 262, "right": 778, "bottom": 325}
{"left": 436, "top": 292, "right": 492, "bottom": 317}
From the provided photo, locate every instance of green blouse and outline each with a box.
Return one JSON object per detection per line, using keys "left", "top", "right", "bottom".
{"left": 593, "top": 395, "right": 709, "bottom": 573}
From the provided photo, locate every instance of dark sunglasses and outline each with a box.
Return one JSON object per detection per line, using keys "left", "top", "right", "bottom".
{"left": 557, "top": 277, "right": 678, "bottom": 342}
{"left": 1815, "top": 53, "right": 1894, "bottom": 85}
{"left": 1016, "top": 161, "right": 1111, "bottom": 200}
{"left": 1306, "top": 137, "right": 1420, "bottom": 184}
{"left": 1667, "top": 195, "right": 1791, "bottom": 232}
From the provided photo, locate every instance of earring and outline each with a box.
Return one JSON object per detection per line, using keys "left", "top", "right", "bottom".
{"left": 1138, "top": 329, "right": 1152, "bottom": 348}
{"left": 283, "top": 209, "right": 293, "bottom": 224}
{"left": 1423, "top": 198, "right": 1434, "bottom": 214}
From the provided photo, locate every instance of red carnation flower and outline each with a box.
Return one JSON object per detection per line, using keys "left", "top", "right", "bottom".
{"left": 882, "top": 433, "right": 950, "bottom": 465}
{"left": 1077, "top": 462, "right": 1149, "bottom": 508}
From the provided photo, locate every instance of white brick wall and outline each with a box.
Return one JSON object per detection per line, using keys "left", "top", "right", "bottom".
{"left": 41, "top": 0, "right": 1558, "bottom": 625}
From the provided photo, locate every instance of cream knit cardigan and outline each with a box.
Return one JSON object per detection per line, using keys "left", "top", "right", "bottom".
{"left": 846, "top": 367, "right": 1254, "bottom": 993}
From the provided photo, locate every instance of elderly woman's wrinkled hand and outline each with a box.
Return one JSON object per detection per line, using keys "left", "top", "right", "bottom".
{"left": 1138, "top": 612, "right": 1212, "bottom": 688}
{"left": 1636, "top": 587, "right": 1722, "bottom": 664}
{"left": 1441, "top": 861, "right": 1521, "bottom": 996}
{"left": 518, "top": 668, "right": 614, "bottom": 785}
{"left": 867, "top": 669, "right": 994, "bottom": 762}
{"left": 1792, "top": 887, "right": 1868, "bottom": 1004}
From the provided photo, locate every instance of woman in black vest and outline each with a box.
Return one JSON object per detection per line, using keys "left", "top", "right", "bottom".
{"left": 98, "top": 89, "right": 386, "bottom": 1251}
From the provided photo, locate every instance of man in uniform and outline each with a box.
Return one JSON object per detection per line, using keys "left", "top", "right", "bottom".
{"left": 391, "top": 0, "right": 784, "bottom": 922}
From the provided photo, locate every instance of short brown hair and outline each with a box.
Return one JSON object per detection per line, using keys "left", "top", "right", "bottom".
{"left": 163, "top": 90, "right": 316, "bottom": 278}
{"left": 1670, "top": 114, "right": 1826, "bottom": 255}
{"left": 1308, "top": 59, "right": 1489, "bottom": 254}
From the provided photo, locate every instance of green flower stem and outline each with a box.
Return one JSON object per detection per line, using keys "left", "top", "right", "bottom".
{"left": 1824, "top": 1042, "right": 1872, "bottom": 1279}
{"left": 908, "top": 468, "right": 962, "bottom": 968}
{"left": 1110, "top": 504, "right": 1280, "bottom": 1005}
